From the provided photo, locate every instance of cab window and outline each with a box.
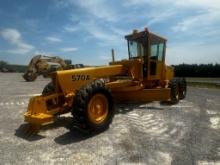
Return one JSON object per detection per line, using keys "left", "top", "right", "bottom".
{"left": 158, "top": 43, "right": 164, "bottom": 61}
{"left": 128, "top": 40, "right": 144, "bottom": 59}
{"left": 150, "top": 43, "right": 164, "bottom": 61}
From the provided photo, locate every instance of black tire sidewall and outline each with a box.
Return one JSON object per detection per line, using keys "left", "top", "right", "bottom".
{"left": 72, "top": 79, "right": 114, "bottom": 132}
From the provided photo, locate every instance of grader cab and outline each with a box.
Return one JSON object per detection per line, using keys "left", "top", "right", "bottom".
{"left": 24, "top": 28, "right": 186, "bottom": 133}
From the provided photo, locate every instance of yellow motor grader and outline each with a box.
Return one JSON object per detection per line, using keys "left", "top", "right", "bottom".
{"left": 24, "top": 28, "right": 186, "bottom": 133}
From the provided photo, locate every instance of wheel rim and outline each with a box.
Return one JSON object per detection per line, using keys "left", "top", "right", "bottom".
{"left": 183, "top": 90, "right": 186, "bottom": 96}
{"left": 88, "top": 94, "right": 108, "bottom": 124}
{"left": 176, "top": 86, "right": 179, "bottom": 100}
{"left": 176, "top": 92, "right": 179, "bottom": 100}
{"left": 173, "top": 84, "right": 179, "bottom": 101}
{"left": 180, "top": 86, "right": 186, "bottom": 98}
{"left": 182, "top": 88, "right": 186, "bottom": 97}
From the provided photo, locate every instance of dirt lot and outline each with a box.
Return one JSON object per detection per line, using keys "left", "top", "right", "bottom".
{"left": 0, "top": 73, "right": 219, "bottom": 165}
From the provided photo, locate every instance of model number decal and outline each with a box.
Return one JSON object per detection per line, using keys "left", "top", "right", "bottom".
{"left": 72, "top": 75, "right": 90, "bottom": 81}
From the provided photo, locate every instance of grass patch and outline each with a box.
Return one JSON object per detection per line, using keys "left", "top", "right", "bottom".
{"left": 187, "top": 81, "right": 220, "bottom": 89}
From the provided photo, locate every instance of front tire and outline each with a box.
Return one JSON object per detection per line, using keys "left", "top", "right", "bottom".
{"left": 72, "top": 79, "right": 114, "bottom": 132}
{"left": 42, "top": 82, "right": 55, "bottom": 95}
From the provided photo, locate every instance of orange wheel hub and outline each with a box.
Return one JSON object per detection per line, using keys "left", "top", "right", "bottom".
{"left": 88, "top": 94, "right": 108, "bottom": 124}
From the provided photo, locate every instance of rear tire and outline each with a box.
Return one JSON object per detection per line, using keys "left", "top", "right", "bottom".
{"left": 169, "top": 79, "right": 179, "bottom": 104}
{"left": 72, "top": 79, "right": 114, "bottom": 132}
{"left": 179, "top": 78, "right": 187, "bottom": 99}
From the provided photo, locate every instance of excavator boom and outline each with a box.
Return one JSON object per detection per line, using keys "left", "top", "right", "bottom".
{"left": 23, "top": 55, "right": 68, "bottom": 81}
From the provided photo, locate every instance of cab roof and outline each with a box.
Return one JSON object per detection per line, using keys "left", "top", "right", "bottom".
{"left": 125, "top": 28, "right": 167, "bottom": 42}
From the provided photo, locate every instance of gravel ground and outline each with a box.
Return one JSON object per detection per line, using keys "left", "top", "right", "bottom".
{"left": 0, "top": 73, "right": 219, "bottom": 165}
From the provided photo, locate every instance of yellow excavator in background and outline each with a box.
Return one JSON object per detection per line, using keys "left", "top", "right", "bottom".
{"left": 23, "top": 55, "right": 67, "bottom": 81}
{"left": 23, "top": 28, "right": 187, "bottom": 134}
{"left": 23, "top": 55, "right": 84, "bottom": 81}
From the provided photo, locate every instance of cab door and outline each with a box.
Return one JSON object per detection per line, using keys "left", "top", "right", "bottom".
{"left": 148, "top": 39, "right": 166, "bottom": 80}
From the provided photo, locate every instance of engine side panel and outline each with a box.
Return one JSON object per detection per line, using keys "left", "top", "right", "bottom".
{"left": 56, "top": 65, "right": 125, "bottom": 95}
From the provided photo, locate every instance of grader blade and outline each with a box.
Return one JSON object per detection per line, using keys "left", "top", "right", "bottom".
{"left": 24, "top": 94, "right": 60, "bottom": 124}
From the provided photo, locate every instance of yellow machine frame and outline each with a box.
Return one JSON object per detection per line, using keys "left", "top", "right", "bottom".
{"left": 24, "top": 28, "right": 179, "bottom": 128}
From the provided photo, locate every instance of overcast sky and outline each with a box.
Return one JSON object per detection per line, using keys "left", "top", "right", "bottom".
{"left": 0, "top": 0, "right": 220, "bottom": 65}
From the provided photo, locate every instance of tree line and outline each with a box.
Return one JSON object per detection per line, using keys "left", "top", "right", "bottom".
{"left": 1, "top": 60, "right": 220, "bottom": 77}
{"left": 173, "top": 64, "right": 220, "bottom": 77}
{"left": 0, "top": 60, "right": 27, "bottom": 72}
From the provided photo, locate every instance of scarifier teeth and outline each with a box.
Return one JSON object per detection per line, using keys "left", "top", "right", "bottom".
{"left": 25, "top": 124, "right": 40, "bottom": 137}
